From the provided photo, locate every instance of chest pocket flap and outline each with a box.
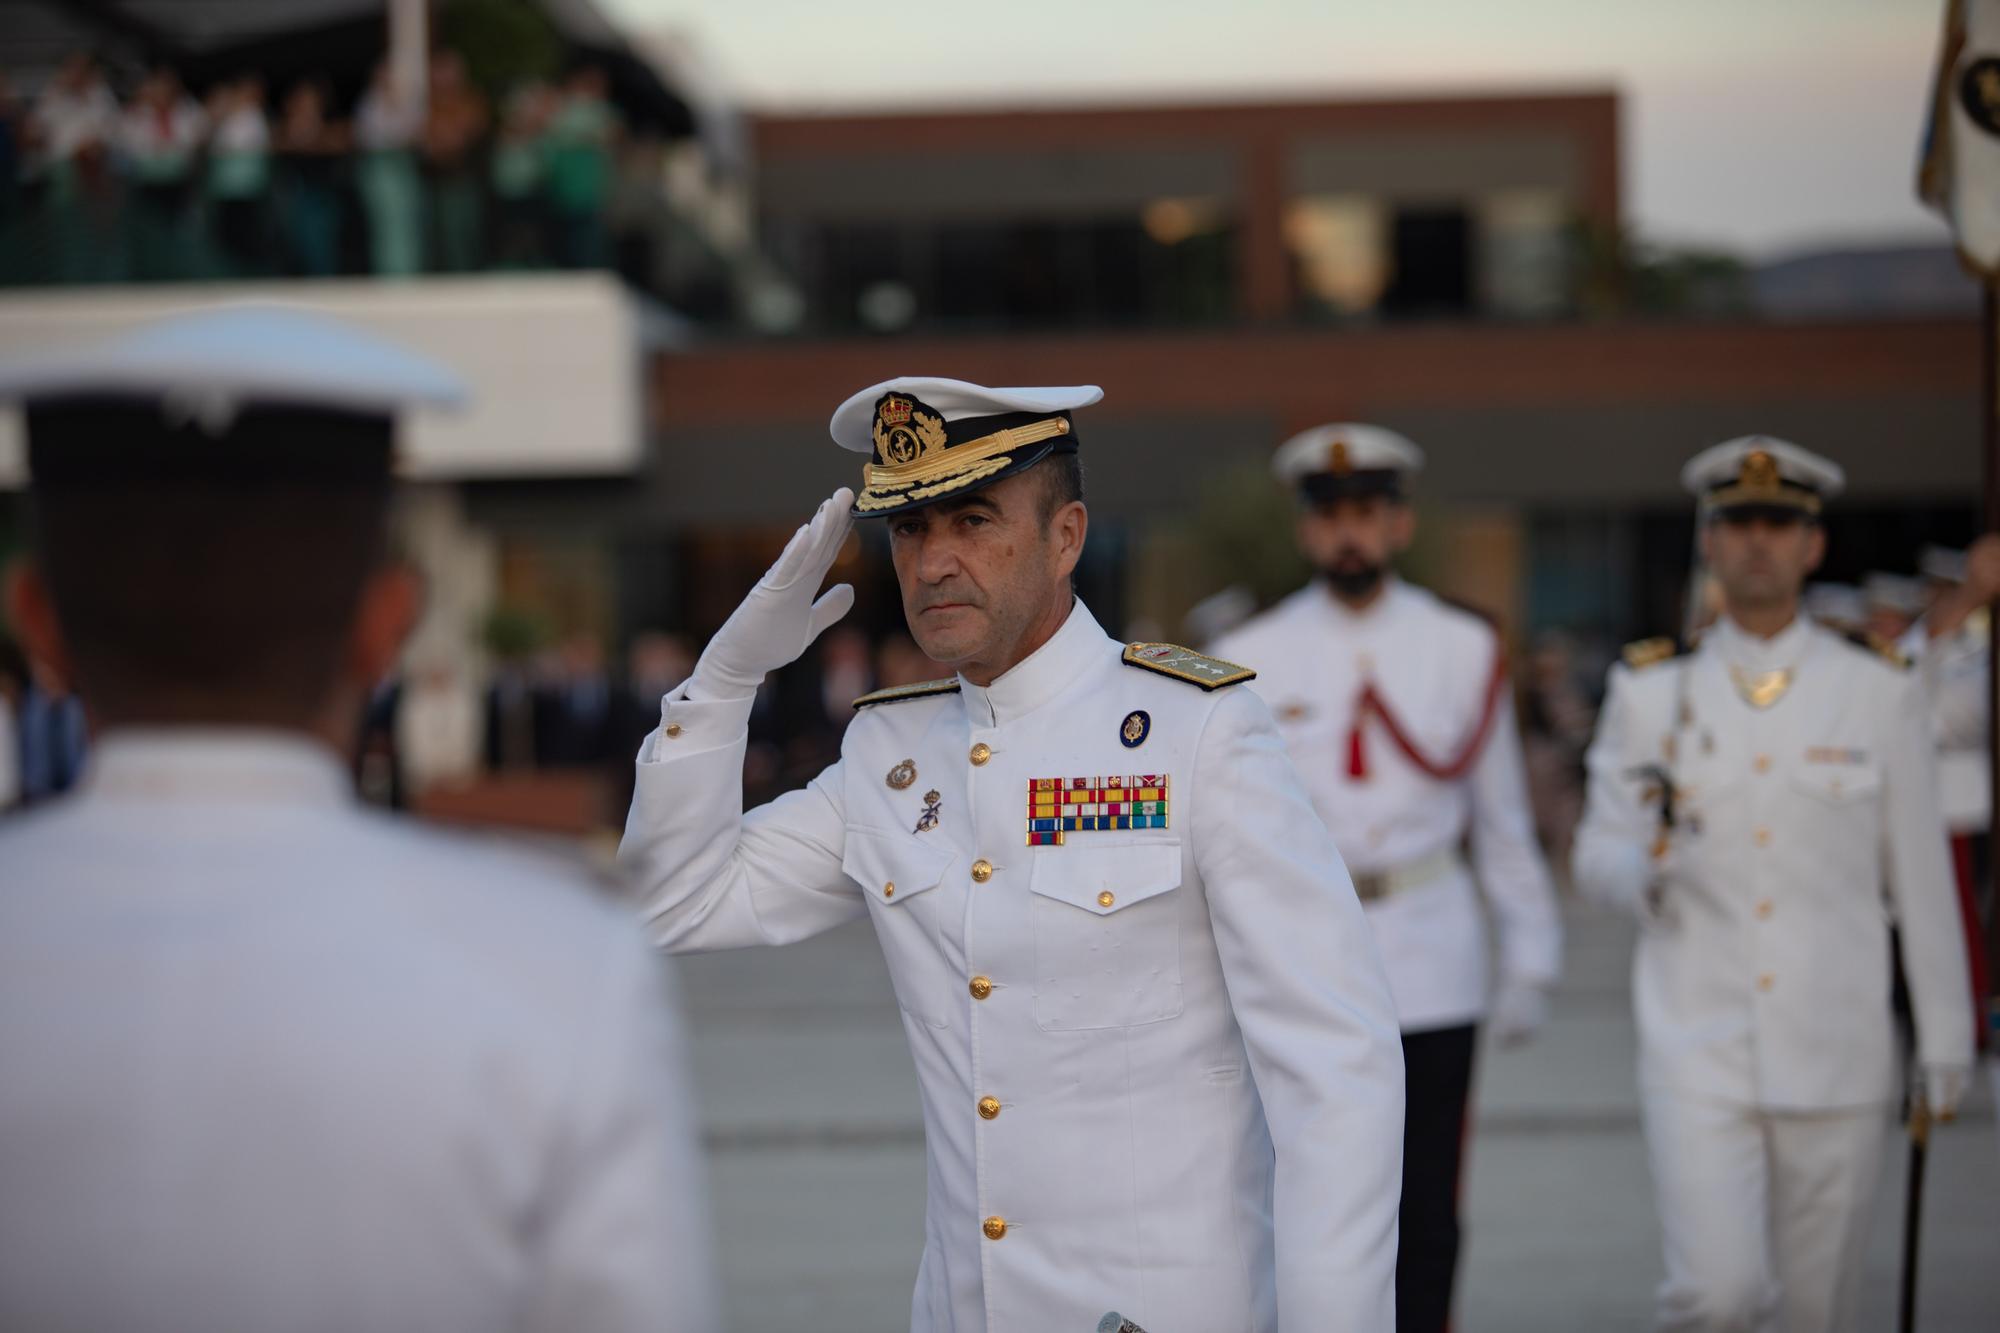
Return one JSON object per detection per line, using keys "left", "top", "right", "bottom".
{"left": 842, "top": 826, "right": 957, "bottom": 907}
{"left": 1028, "top": 842, "right": 1182, "bottom": 915}
{"left": 1788, "top": 761, "right": 1882, "bottom": 805}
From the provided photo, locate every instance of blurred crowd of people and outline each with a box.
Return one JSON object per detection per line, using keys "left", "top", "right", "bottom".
{"left": 1, "top": 545, "right": 1987, "bottom": 843}
{"left": 0, "top": 50, "right": 628, "bottom": 283}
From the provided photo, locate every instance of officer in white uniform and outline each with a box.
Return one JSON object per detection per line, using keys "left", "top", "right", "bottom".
{"left": 1210, "top": 424, "right": 1562, "bottom": 1333}
{"left": 0, "top": 309, "right": 718, "bottom": 1333}
{"left": 1571, "top": 436, "right": 1973, "bottom": 1333}
{"left": 621, "top": 378, "right": 1405, "bottom": 1333}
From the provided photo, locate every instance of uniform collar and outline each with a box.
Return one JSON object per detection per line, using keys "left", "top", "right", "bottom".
{"left": 958, "top": 598, "right": 1111, "bottom": 728}
{"left": 82, "top": 728, "right": 355, "bottom": 807}
{"left": 1706, "top": 612, "right": 1815, "bottom": 672}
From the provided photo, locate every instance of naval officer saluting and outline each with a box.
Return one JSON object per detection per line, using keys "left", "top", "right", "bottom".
{"left": 621, "top": 378, "right": 1405, "bottom": 1333}
{"left": 1210, "top": 424, "right": 1562, "bottom": 1333}
{"left": 1571, "top": 437, "right": 1972, "bottom": 1333}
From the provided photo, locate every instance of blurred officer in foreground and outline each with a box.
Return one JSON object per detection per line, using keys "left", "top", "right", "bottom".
{"left": 1571, "top": 437, "right": 1971, "bottom": 1333}
{"left": 0, "top": 308, "right": 718, "bottom": 1333}
{"left": 1210, "top": 425, "right": 1561, "bottom": 1333}
{"left": 620, "top": 378, "right": 1404, "bottom": 1332}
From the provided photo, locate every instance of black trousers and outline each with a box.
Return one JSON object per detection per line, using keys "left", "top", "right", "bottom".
{"left": 1397, "top": 1023, "right": 1478, "bottom": 1333}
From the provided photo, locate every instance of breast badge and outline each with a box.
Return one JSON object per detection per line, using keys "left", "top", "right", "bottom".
{"left": 1119, "top": 710, "right": 1151, "bottom": 749}
{"left": 914, "top": 790, "right": 942, "bottom": 834}
{"left": 886, "top": 758, "right": 917, "bottom": 790}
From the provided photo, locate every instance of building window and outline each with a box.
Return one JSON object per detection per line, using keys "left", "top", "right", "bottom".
{"left": 1380, "top": 205, "right": 1474, "bottom": 317}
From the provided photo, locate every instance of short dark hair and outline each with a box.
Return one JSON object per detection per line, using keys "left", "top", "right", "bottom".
{"left": 1033, "top": 450, "right": 1084, "bottom": 525}
{"left": 28, "top": 405, "right": 393, "bottom": 726}
{"left": 32, "top": 482, "right": 390, "bottom": 725}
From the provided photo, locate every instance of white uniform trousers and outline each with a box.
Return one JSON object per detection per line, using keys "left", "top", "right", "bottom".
{"left": 1642, "top": 1089, "right": 1890, "bottom": 1333}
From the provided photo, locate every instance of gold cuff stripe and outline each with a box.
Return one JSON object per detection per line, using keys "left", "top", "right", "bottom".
{"left": 862, "top": 416, "right": 1069, "bottom": 493}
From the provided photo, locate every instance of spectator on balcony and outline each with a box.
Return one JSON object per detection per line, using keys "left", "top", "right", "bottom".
{"left": 204, "top": 76, "right": 271, "bottom": 275}
{"left": 490, "top": 81, "right": 553, "bottom": 268}
{"left": 27, "top": 52, "right": 118, "bottom": 204}
{"left": 118, "top": 67, "right": 206, "bottom": 278}
{"left": 543, "top": 66, "right": 619, "bottom": 269}
{"left": 273, "top": 78, "right": 346, "bottom": 276}
{"left": 421, "top": 50, "right": 488, "bottom": 273}
{"left": 354, "top": 60, "right": 424, "bottom": 276}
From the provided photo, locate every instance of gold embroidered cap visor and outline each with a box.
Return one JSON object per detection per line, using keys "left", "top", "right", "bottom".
{"left": 828, "top": 377, "right": 1104, "bottom": 518}
{"left": 1679, "top": 435, "right": 1845, "bottom": 522}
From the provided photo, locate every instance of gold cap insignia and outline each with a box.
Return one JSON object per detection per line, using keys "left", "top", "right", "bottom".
{"left": 872, "top": 394, "right": 943, "bottom": 468}
{"left": 1739, "top": 449, "right": 1780, "bottom": 490}
{"left": 1329, "top": 439, "right": 1351, "bottom": 475}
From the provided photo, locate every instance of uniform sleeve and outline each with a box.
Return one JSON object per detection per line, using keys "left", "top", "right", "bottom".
{"left": 1192, "top": 685, "right": 1404, "bottom": 1331}
{"left": 1571, "top": 665, "right": 1657, "bottom": 918}
{"left": 618, "top": 687, "right": 862, "bottom": 952}
{"left": 1881, "top": 670, "right": 1976, "bottom": 1069}
{"left": 520, "top": 936, "right": 720, "bottom": 1333}
{"left": 1467, "top": 685, "right": 1563, "bottom": 988}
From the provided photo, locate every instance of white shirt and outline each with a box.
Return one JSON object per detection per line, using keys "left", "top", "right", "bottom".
{"left": 1572, "top": 617, "right": 1973, "bottom": 1110}
{"left": 622, "top": 601, "right": 1404, "bottom": 1333}
{"left": 0, "top": 730, "right": 718, "bottom": 1333}
{"left": 1212, "top": 580, "right": 1562, "bottom": 1031}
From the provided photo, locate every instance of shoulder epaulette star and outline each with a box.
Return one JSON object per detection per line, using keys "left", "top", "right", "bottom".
{"left": 853, "top": 678, "right": 962, "bottom": 709}
{"left": 1842, "top": 628, "right": 1912, "bottom": 670}
{"left": 1621, "top": 637, "right": 1681, "bottom": 670}
{"left": 1121, "top": 642, "right": 1256, "bottom": 690}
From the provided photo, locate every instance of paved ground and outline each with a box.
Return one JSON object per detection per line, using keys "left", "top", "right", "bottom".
{"left": 675, "top": 901, "right": 2000, "bottom": 1332}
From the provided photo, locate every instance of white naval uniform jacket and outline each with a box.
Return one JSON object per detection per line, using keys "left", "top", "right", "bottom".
{"left": 1572, "top": 616, "right": 1974, "bottom": 1110}
{"left": 0, "top": 731, "right": 717, "bottom": 1333}
{"left": 1211, "top": 580, "right": 1562, "bottom": 1033}
{"left": 622, "top": 601, "right": 1405, "bottom": 1333}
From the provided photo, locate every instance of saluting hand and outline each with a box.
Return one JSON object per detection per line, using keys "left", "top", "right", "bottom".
{"left": 684, "top": 488, "right": 857, "bottom": 702}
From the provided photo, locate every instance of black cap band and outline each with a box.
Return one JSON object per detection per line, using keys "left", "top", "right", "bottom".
{"left": 1300, "top": 469, "right": 1404, "bottom": 505}
{"left": 26, "top": 397, "right": 394, "bottom": 488}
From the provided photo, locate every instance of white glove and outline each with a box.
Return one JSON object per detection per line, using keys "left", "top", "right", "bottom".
{"left": 683, "top": 488, "right": 857, "bottom": 702}
{"left": 1487, "top": 980, "right": 1549, "bottom": 1047}
{"left": 1923, "top": 1061, "right": 1971, "bottom": 1122}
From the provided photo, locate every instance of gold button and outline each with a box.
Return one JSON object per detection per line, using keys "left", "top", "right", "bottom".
{"left": 977, "top": 1096, "right": 1002, "bottom": 1120}
{"left": 969, "top": 975, "right": 993, "bottom": 1000}
{"left": 1753, "top": 754, "right": 1770, "bottom": 774}
{"left": 970, "top": 742, "right": 992, "bottom": 766}
{"left": 971, "top": 859, "right": 993, "bottom": 883}
{"left": 1756, "top": 900, "right": 1773, "bottom": 920}
{"left": 664, "top": 723, "right": 683, "bottom": 739}
{"left": 1097, "top": 891, "right": 1115, "bottom": 908}
{"left": 883, "top": 881, "right": 895, "bottom": 899}
{"left": 1758, "top": 973, "right": 1774, "bottom": 992}
{"left": 1830, "top": 780, "right": 1844, "bottom": 797}
{"left": 1754, "top": 827, "right": 1771, "bottom": 848}
{"left": 982, "top": 1216, "right": 1007, "bottom": 1241}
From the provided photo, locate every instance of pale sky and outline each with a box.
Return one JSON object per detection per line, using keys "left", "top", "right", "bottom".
{"left": 603, "top": 0, "right": 1956, "bottom": 259}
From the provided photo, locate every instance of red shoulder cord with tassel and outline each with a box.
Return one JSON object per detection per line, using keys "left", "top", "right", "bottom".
{"left": 1347, "top": 646, "right": 1510, "bottom": 781}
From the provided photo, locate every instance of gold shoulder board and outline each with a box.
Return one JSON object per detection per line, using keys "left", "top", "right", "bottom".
{"left": 853, "top": 678, "right": 962, "bottom": 710}
{"left": 1122, "top": 642, "right": 1257, "bottom": 690}
{"left": 1621, "top": 637, "right": 1678, "bottom": 670}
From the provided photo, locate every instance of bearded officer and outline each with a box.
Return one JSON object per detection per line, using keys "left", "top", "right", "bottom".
{"left": 0, "top": 308, "right": 717, "bottom": 1332}
{"left": 621, "top": 378, "right": 1405, "bottom": 1333}
{"left": 1209, "top": 424, "right": 1561, "bottom": 1333}
{"left": 1571, "top": 437, "right": 1973, "bottom": 1333}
